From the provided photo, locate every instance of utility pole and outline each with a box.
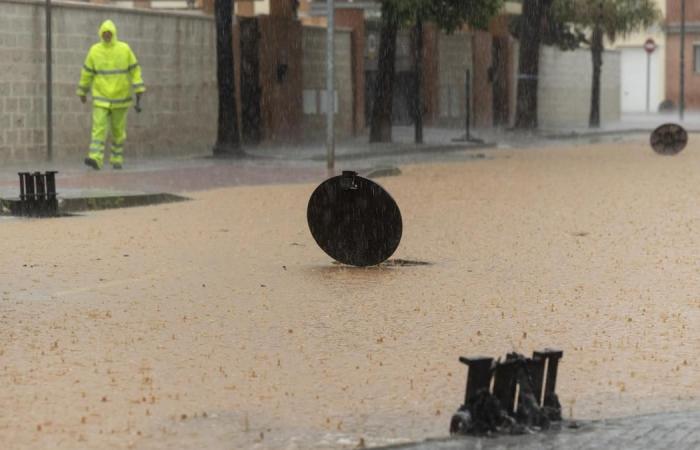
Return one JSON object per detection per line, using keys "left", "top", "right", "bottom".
{"left": 326, "top": 0, "right": 335, "bottom": 173}
{"left": 679, "top": 0, "right": 686, "bottom": 121}
{"left": 413, "top": 15, "right": 423, "bottom": 144}
{"left": 45, "top": 0, "right": 53, "bottom": 161}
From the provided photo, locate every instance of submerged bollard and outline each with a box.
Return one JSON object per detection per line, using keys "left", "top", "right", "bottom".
{"left": 451, "top": 349, "right": 564, "bottom": 435}
{"left": 536, "top": 348, "right": 563, "bottom": 413}
{"left": 34, "top": 172, "right": 46, "bottom": 202}
{"left": 492, "top": 357, "right": 518, "bottom": 414}
{"left": 459, "top": 356, "right": 493, "bottom": 404}
{"left": 13, "top": 171, "right": 59, "bottom": 217}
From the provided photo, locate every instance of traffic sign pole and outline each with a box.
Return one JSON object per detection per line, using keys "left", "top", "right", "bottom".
{"left": 643, "top": 38, "right": 656, "bottom": 114}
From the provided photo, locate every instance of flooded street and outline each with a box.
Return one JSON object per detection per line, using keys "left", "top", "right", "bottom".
{"left": 1, "top": 138, "right": 699, "bottom": 449}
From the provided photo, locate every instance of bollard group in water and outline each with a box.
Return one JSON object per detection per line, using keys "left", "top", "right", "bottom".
{"left": 12, "top": 171, "right": 59, "bottom": 217}
{"left": 450, "top": 349, "right": 564, "bottom": 436}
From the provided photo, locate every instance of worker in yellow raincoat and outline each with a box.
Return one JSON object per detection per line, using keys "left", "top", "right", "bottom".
{"left": 77, "top": 20, "right": 145, "bottom": 170}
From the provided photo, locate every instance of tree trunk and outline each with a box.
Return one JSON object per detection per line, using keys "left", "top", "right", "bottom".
{"left": 369, "top": 2, "right": 398, "bottom": 143}
{"left": 514, "top": 0, "right": 545, "bottom": 129}
{"left": 413, "top": 16, "right": 424, "bottom": 144}
{"left": 589, "top": 25, "right": 603, "bottom": 128}
{"left": 213, "top": 0, "right": 242, "bottom": 156}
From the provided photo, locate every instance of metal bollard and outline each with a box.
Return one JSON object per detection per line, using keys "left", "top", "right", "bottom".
{"left": 45, "top": 171, "right": 57, "bottom": 199}
{"left": 541, "top": 349, "right": 563, "bottom": 408}
{"left": 492, "top": 357, "right": 518, "bottom": 414}
{"left": 34, "top": 172, "right": 46, "bottom": 201}
{"left": 528, "top": 352, "right": 547, "bottom": 406}
{"left": 15, "top": 171, "right": 59, "bottom": 217}
{"left": 459, "top": 356, "right": 493, "bottom": 404}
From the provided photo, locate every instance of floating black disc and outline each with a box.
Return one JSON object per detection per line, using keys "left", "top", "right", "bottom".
{"left": 650, "top": 123, "right": 688, "bottom": 155}
{"left": 307, "top": 171, "right": 402, "bottom": 267}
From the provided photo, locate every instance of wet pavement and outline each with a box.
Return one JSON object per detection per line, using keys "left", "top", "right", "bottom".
{"left": 2, "top": 134, "right": 700, "bottom": 449}
{"left": 380, "top": 410, "right": 700, "bottom": 449}
{"left": 0, "top": 126, "right": 663, "bottom": 202}
{"left": 0, "top": 132, "right": 493, "bottom": 199}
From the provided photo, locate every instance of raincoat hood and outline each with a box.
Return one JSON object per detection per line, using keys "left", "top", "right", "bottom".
{"left": 99, "top": 20, "right": 118, "bottom": 44}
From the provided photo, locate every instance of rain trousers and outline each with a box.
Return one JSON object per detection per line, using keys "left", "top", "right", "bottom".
{"left": 77, "top": 20, "right": 145, "bottom": 168}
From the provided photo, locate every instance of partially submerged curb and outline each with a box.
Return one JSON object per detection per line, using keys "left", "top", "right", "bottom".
{"left": 0, "top": 192, "right": 189, "bottom": 216}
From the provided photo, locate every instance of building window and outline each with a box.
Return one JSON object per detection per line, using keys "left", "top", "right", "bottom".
{"left": 695, "top": 45, "right": 700, "bottom": 74}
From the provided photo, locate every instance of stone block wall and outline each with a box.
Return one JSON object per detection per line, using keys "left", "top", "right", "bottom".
{"left": 0, "top": 0, "right": 216, "bottom": 163}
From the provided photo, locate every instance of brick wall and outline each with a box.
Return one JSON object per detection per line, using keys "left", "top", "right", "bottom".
{"left": 666, "top": 0, "right": 700, "bottom": 23}
{"left": 537, "top": 46, "right": 621, "bottom": 129}
{"left": 665, "top": 31, "right": 700, "bottom": 109}
{"left": 301, "top": 25, "right": 353, "bottom": 141}
{"left": 0, "top": 0, "right": 216, "bottom": 163}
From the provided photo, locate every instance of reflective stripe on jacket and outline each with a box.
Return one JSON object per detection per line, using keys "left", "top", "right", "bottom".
{"left": 77, "top": 20, "right": 146, "bottom": 109}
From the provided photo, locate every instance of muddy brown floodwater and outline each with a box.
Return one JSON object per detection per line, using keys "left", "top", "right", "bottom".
{"left": 1, "top": 137, "right": 699, "bottom": 449}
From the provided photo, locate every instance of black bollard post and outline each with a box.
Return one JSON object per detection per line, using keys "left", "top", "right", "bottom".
{"left": 34, "top": 172, "right": 46, "bottom": 216}
{"left": 539, "top": 349, "right": 563, "bottom": 409}
{"left": 18, "top": 173, "right": 27, "bottom": 201}
{"left": 492, "top": 358, "right": 518, "bottom": 414}
{"left": 459, "top": 356, "right": 493, "bottom": 404}
{"left": 18, "top": 173, "right": 31, "bottom": 215}
{"left": 45, "top": 171, "right": 57, "bottom": 199}
{"left": 529, "top": 352, "right": 547, "bottom": 406}
{"left": 34, "top": 172, "right": 46, "bottom": 201}
{"left": 45, "top": 171, "right": 58, "bottom": 216}
{"left": 25, "top": 172, "right": 36, "bottom": 211}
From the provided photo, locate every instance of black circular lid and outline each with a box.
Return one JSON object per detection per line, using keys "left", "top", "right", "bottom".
{"left": 307, "top": 171, "right": 402, "bottom": 267}
{"left": 650, "top": 123, "right": 688, "bottom": 155}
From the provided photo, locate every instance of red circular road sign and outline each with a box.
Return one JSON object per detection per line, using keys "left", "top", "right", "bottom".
{"left": 644, "top": 38, "right": 657, "bottom": 54}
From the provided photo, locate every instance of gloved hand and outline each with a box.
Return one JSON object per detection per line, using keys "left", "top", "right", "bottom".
{"left": 135, "top": 93, "right": 143, "bottom": 113}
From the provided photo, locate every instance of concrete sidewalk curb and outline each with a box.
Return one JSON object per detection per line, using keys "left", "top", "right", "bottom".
{"left": 540, "top": 128, "right": 700, "bottom": 140}
{"left": 0, "top": 193, "right": 189, "bottom": 216}
{"left": 307, "top": 143, "right": 496, "bottom": 162}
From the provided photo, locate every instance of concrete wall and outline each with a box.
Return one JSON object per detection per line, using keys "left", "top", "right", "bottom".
{"left": 301, "top": 25, "right": 353, "bottom": 140}
{"left": 537, "top": 46, "right": 621, "bottom": 129}
{"left": 0, "top": 0, "right": 216, "bottom": 163}
{"left": 436, "top": 31, "right": 472, "bottom": 127}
